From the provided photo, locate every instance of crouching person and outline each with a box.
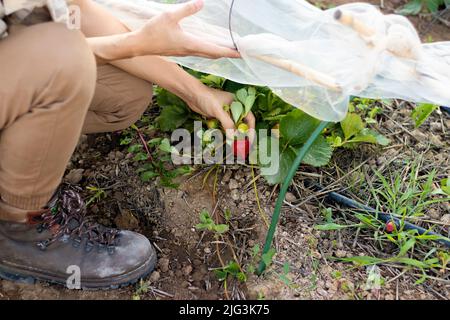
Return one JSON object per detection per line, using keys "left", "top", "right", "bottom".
{"left": 0, "top": 0, "right": 245, "bottom": 289}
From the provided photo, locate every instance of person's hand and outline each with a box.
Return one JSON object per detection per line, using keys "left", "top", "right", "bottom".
{"left": 187, "top": 86, "right": 256, "bottom": 142}
{"left": 131, "top": 0, "right": 240, "bottom": 59}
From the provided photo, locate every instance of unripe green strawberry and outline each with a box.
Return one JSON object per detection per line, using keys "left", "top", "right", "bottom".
{"left": 237, "top": 123, "right": 249, "bottom": 133}
{"left": 206, "top": 119, "right": 219, "bottom": 129}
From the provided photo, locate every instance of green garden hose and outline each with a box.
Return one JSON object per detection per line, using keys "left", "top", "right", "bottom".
{"left": 257, "top": 121, "right": 329, "bottom": 275}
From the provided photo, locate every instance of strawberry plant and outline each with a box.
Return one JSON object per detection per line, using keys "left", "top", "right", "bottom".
{"left": 195, "top": 209, "right": 229, "bottom": 234}
{"left": 327, "top": 112, "right": 390, "bottom": 149}
{"left": 411, "top": 103, "right": 439, "bottom": 128}
{"left": 396, "top": 0, "right": 448, "bottom": 16}
{"left": 153, "top": 72, "right": 391, "bottom": 185}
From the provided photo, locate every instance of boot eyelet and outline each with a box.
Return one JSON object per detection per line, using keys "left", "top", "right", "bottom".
{"left": 97, "top": 244, "right": 106, "bottom": 253}
{"left": 37, "top": 240, "right": 49, "bottom": 251}
{"left": 72, "top": 237, "right": 82, "bottom": 248}
{"left": 85, "top": 241, "right": 94, "bottom": 253}
{"left": 60, "top": 234, "right": 70, "bottom": 243}
{"left": 107, "top": 245, "right": 115, "bottom": 255}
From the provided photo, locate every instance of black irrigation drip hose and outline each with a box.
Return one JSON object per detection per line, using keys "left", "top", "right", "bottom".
{"left": 307, "top": 183, "right": 450, "bottom": 248}
{"left": 441, "top": 106, "right": 450, "bottom": 115}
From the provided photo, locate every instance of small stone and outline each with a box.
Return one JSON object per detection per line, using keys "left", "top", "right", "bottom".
{"left": 231, "top": 189, "right": 240, "bottom": 201}
{"left": 376, "top": 156, "right": 387, "bottom": 166}
{"left": 317, "top": 288, "right": 328, "bottom": 297}
{"left": 181, "top": 281, "right": 190, "bottom": 288}
{"left": 192, "top": 271, "right": 203, "bottom": 282}
{"left": 429, "top": 208, "right": 440, "bottom": 220}
{"left": 193, "top": 259, "right": 202, "bottom": 266}
{"left": 113, "top": 191, "right": 125, "bottom": 202}
{"left": 204, "top": 247, "right": 212, "bottom": 254}
{"left": 64, "top": 169, "right": 84, "bottom": 185}
{"left": 114, "top": 209, "right": 139, "bottom": 230}
{"left": 149, "top": 271, "right": 160, "bottom": 282}
{"left": 429, "top": 134, "right": 443, "bottom": 148}
{"left": 411, "top": 129, "right": 427, "bottom": 142}
{"left": 441, "top": 214, "right": 450, "bottom": 225}
{"left": 115, "top": 151, "right": 124, "bottom": 160}
{"left": 240, "top": 194, "right": 247, "bottom": 201}
{"left": 335, "top": 249, "right": 347, "bottom": 258}
{"left": 222, "top": 170, "right": 232, "bottom": 182}
{"left": 229, "top": 179, "right": 239, "bottom": 190}
{"left": 158, "top": 258, "right": 170, "bottom": 273}
{"left": 182, "top": 265, "right": 193, "bottom": 276}
{"left": 445, "top": 119, "right": 450, "bottom": 129}
{"left": 285, "top": 192, "right": 296, "bottom": 203}
{"left": 430, "top": 122, "right": 441, "bottom": 132}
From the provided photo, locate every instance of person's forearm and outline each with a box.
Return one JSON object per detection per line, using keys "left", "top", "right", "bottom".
{"left": 86, "top": 32, "right": 140, "bottom": 62}
{"left": 113, "top": 56, "right": 205, "bottom": 104}
{"left": 73, "top": 0, "right": 142, "bottom": 62}
{"left": 76, "top": 0, "right": 206, "bottom": 102}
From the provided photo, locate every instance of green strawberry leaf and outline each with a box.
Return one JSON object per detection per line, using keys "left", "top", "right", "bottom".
{"left": 396, "top": 0, "right": 423, "bottom": 16}
{"left": 280, "top": 109, "right": 320, "bottom": 145}
{"left": 244, "top": 94, "right": 256, "bottom": 116}
{"left": 260, "top": 145, "right": 296, "bottom": 185}
{"left": 341, "top": 113, "right": 365, "bottom": 140}
{"left": 411, "top": 103, "right": 438, "bottom": 128}
{"left": 236, "top": 88, "right": 248, "bottom": 104}
{"left": 301, "top": 136, "right": 333, "bottom": 167}
{"left": 231, "top": 101, "right": 244, "bottom": 124}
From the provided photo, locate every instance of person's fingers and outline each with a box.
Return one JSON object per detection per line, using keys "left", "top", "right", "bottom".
{"left": 169, "top": 0, "right": 204, "bottom": 22}
{"left": 187, "top": 36, "right": 241, "bottom": 59}
{"left": 244, "top": 112, "right": 256, "bottom": 144}
{"left": 244, "top": 111, "right": 256, "bottom": 130}
{"left": 214, "top": 108, "right": 236, "bottom": 141}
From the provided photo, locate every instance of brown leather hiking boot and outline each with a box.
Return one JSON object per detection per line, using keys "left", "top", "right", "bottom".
{"left": 0, "top": 186, "right": 157, "bottom": 289}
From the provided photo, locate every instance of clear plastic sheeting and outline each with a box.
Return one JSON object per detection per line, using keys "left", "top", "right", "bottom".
{"left": 95, "top": 0, "right": 450, "bottom": 122}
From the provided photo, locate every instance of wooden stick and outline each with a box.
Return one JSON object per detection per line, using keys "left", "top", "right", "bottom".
{"left": 253, "top": 54, "right": 342, "bottom": 92}
{"left": 334, "top": 9, "right": 419, "bottom": 60}
{"left": 334, "top": 9, "right": 376, "bottom": 39}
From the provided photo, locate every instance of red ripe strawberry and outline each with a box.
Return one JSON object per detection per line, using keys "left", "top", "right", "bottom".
{"left": 233, "top": 138, "right": 250, "bottom": 160}
{"left": 385, "top": 221, "right": 395, "bottom": 233}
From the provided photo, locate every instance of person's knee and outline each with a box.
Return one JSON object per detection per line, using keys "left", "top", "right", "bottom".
{"left": 29, "top": 23, "right": 97, "bottom": 108}
{"left": 115, "top": 80, "right": 153, "bottom": 130}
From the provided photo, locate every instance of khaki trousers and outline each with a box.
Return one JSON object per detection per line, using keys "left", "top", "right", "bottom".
{"left": 0, "top": 22, "right": 153, "bottom": 221}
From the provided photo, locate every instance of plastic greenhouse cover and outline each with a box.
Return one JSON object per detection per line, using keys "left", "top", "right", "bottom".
{"left": 95, "top": 0, "right": 450, "bottom": 122}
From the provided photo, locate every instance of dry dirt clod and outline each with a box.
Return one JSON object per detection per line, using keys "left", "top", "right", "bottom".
{"left": 231, "top": 189, "right": 240, "bottom": 201}
{"left": 229, "top": 179, "right": 239, "bottom": 190}
{"left": 440, "top": 214, "right": 450, "bottom": 225}
{"left": 430, "top": 122, "right": 441, "bottom": 132}
{"left": 335, "top": 249, "right": 347, "bottom": 258}
{"left": 64, "top": 169, "right": 84, "bottom": 185}
{"left": 114, "top": 209, "right": 139, "bottom": 230}
{"left": 192, "top": 271, "right": 203, "bottom": 282}
{"left": 182, "top": 265, "right": 193, "bottom": 276}
{"left": 285, "top": 192, "right": 296, "bottom": 203}
{"left": 149, "top": 271, "right": 161, "bottom": 283}
{"left": 158, "top": 258, "right": 170, "bottom": 273}
{"left": 222, "top": 170, "right": 232, "bottom": 182}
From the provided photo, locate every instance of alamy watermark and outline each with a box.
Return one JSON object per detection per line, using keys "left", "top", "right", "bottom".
{"left": 66, "top": 265, "right": 81, "bottom": 289}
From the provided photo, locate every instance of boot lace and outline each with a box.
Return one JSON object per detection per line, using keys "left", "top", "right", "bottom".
{"left": 30, "top": 186, "right": 119, "bottom": 253}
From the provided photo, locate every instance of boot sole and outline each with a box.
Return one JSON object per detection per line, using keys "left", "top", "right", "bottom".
{"left": 0, "top": 253, "right": 157, "bottom": 290}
